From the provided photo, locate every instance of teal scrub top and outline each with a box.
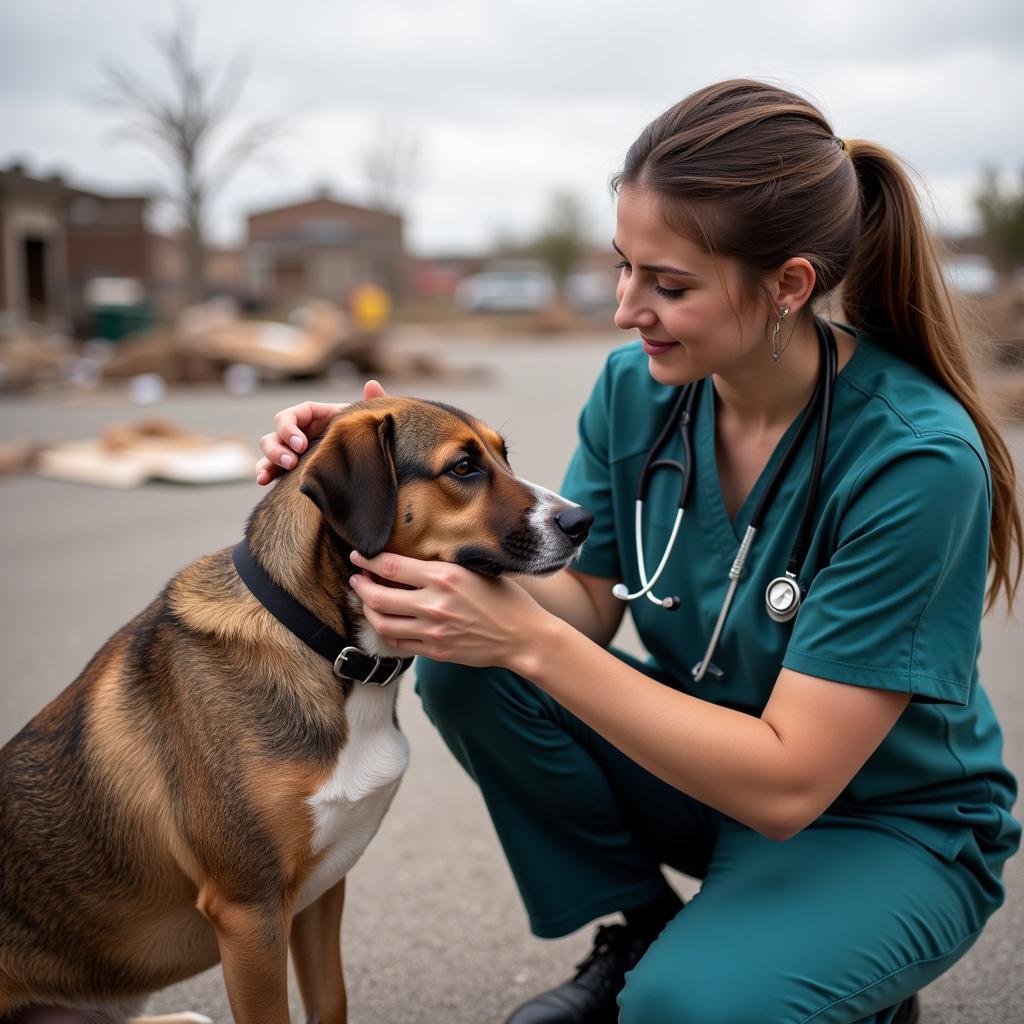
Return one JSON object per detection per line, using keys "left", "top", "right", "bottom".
{"left": 561, "top": 326, "right": 1019, "bottom": 877}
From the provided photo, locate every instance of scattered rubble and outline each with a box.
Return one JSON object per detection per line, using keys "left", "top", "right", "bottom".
{"left": 35, "top": 418, "right": 255, "bottom": 489}
{"left": 0, "top": 297, "right": 487, "bottom": 396}
{"left": 0, "top": 327, "right": 75, "bottom": 391}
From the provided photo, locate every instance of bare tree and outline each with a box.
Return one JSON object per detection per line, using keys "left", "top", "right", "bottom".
{"left": 360, "top": 118, "right": 422, "bottom": 217}
{"left": 96, "top": 7, "right": 285, "bottom": 303}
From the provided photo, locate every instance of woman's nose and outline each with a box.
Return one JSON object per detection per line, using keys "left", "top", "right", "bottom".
{"left": 614, "top": 280, "right": 656, "bottom": 331}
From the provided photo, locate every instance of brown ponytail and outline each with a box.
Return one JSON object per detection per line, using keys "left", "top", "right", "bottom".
{"left": 615, "top": 80, "right": 1022, "bottom": 613}
{"left": 842, "top": 140, "right": 1022, "bottom": 613}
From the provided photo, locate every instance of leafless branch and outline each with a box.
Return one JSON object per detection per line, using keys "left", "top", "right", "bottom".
{"left": 361, "top": 119, "right": 422, "bottom": 215}
{"left": 205, "top": 113, "right": 289, "bottom": 198}
{"left": 94, "top": 5, "right": 288, "bottom": 301}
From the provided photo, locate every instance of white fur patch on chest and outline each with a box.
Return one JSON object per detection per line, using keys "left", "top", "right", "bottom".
{"left": 296, "top": 680, "right": 409, "bottom": 912}
{"left": 345, "top": 590, "right": 408, "bottom": 660}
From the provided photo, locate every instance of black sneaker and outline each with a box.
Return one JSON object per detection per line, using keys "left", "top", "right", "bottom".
{"left": 504, "top": 923, "right": 652, "bottom": 1024}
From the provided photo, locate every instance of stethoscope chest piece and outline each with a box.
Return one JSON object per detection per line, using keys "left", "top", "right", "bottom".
{"left": 613, "top": 315, "right": 838, "bottom": 679}
{"left": 765, "top": 573, "right": 802, "bottom": 623}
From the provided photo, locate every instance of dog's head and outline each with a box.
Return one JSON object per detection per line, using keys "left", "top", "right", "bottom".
{"left": 297, "top": 397, "right": 591, "bottom": 576}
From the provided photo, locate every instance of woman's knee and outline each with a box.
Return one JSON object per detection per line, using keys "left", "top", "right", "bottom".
{"left": 414, "top": 658, "right": 516, "bottom": 732}
{"left": 618, "top": 952, "right": 760, "bottom": 1024}
{"left": 618, "top": 959, "right": 692, "bottom": 1024}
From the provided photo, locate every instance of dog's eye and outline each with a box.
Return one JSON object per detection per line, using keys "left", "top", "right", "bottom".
{"left": 448, "top": 459, "right": 479, "bottom": 478}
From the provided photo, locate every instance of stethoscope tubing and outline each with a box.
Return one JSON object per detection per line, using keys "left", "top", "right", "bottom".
{"left": 614, "top": 316, "right": 839, "bottom": 682}
{"left": 613, "top": 381, "right": 698, "bottom": 606}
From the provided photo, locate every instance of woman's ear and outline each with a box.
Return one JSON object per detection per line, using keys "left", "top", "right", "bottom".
{"left": 772, "top": 256, "right": 817, "bottom": 314}
{"left": 299, "top": 410, "right": 397, "bottom": 557}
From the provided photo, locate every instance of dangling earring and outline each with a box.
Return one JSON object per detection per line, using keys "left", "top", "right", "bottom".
{"left": 771, "top": 305, "right": 789, "bottom": 362}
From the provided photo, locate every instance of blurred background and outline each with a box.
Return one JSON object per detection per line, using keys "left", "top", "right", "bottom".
{"left": 0, "top": 0, "right": 1023, "bottom": 400}
{"left": 1, "top": 2, "right": 1023, "bottom": 1022}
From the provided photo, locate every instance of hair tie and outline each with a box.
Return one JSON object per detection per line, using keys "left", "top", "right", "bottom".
{"left": 835, "top": 136, "right": 847, "bottom": 152}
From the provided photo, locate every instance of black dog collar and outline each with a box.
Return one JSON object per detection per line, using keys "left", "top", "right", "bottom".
{"left": 232, "top": 539, "right": 414, "bottom": 686}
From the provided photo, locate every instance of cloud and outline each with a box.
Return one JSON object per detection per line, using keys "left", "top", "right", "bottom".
{"left": 1, "top": 0, "right": 1021, "bottom": 251}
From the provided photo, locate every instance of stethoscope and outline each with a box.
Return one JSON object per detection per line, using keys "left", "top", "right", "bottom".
{"left": 612, "top": 315, "right": 838, "bottom": 683}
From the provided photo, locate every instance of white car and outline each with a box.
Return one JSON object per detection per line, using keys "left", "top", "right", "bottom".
{"left": 455, "top": 268, "right": 557, "bottom": 313}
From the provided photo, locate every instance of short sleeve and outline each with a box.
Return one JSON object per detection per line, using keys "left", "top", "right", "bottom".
{"left": 559, "top": 359, "right": 622, "bottom": 580}
{"left": 782, "top": 435, "right": 991, "bottom": 705}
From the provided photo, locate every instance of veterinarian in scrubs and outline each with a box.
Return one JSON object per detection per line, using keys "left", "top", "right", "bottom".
{"left": 259, "top": 80, "right": 1021, "bottom": 1024}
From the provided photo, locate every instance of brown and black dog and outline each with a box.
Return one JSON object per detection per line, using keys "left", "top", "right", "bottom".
{"left": 0, "top": 397, "right": 592, "bottom": 1024}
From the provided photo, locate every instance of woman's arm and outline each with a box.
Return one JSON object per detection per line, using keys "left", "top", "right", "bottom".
{"left": 349, "top": 550, "right": 909, "bottom": 841}
{"left": 515, "top": 569, "right": 625, "bottom": 648}
{"left": 512, "top": 613, "right": 910, "bottom": 840}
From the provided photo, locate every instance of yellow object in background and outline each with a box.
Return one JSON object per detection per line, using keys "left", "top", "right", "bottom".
{"left": 350, "top": 283, "right": 392, "bottom": 332}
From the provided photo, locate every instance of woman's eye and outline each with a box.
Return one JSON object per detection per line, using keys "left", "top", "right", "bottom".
{"left": 614, "top": 260, "right": 631, "bottom": 273}
{"left": 448, "top": 459, "right": 477, "bottom": 478}
{"left": 655, "top": 284, "right": 687, "bottom": 300}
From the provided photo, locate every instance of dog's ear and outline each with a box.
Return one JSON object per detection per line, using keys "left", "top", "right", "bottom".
{"left": 299, "top": 410, "right": 397, "bottom": 556}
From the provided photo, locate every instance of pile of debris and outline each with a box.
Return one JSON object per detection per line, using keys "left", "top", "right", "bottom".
{"left": 0, "top": 298, "right": 463, "bottom": 396}
{"left": 102, "top": 298, "right": 368, "bottom": 385}
{"left": 0, "top": 324, "right": 75, "bottom": 392}
{"left": 0, "top": 418, "right": 255, "bottom": 489}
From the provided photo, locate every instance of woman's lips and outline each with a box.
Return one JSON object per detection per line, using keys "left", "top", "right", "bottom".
{"left": 642, "top": 337, "right": 677, "bottom": 356}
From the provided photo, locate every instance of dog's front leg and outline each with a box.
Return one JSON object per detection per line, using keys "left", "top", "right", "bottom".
{"left": 289, "top": 878, "right": 347, "bottom": 1024}
{"left": 197, "top": 887, "right": 291, "bottom": 1024}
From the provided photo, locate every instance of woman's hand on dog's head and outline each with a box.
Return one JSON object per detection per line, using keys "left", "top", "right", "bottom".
{"left": 256, "top": 380, "right": 388, "bottom": 485}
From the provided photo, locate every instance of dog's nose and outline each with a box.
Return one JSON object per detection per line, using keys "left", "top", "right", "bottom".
{"left": 554, "top": 506, "right": 593, "bottom": 543}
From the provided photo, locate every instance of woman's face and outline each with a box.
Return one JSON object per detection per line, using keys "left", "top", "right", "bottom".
{"left": 613, "top": 186, "right": 770, "bottom": 387}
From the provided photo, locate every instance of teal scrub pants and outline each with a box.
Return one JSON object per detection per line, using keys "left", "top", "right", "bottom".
{"left": 415, "top": 653, "right": 1008, "bottom": 1024}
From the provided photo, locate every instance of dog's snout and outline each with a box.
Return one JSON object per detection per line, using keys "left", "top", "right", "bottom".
{"left": 554, "top": 506, "right": 593, "bottom": 544}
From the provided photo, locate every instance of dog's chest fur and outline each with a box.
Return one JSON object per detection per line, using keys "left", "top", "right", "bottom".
{"left": 297, "top": 680, "right": 409, "bottom": 912}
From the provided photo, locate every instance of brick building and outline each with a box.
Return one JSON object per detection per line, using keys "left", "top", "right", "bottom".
{"left": 0, "top": 166, "right": 71, "bottom": 325}
{"left": 0, "top": 163, "right": 154, "bottom": 331}
{"left": 245, "top": 189, "right": 406, "bottom": 307}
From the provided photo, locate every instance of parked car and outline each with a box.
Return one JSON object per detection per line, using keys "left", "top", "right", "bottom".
{"left": 565, "top": 268, "right": 617, "bottom": 313}
{"left": 455, "top": 265, "right": 556, "bottom": 313}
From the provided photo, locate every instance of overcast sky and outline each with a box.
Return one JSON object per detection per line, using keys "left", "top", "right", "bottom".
{"left": 2, "top": 0, "right": 1022, "bottom": 255}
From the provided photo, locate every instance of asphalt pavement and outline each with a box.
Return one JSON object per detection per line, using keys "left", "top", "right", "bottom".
{"left": 1, "top": 331, "right": 1021, "bottom": 1023}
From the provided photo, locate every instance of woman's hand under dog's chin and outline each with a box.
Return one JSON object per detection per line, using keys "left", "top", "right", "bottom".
{"left": 348, "top": 550, "right": 555, "bottom": 672}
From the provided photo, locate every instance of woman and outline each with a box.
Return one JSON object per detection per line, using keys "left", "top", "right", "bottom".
{"left": 257, "top": 81, "right": 1021, "bottom": 1024}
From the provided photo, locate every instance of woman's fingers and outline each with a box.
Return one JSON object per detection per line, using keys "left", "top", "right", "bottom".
{"left": 256, "top": 422, "right": 306, "bottom": 484}
{"left": 257, "top": 386, "right": 387, "bottom": 485}
{"left": 273, "top": 401, "right": 345, "bottom": 449}
{"left": 259, "top": 432, "right": 299, "bottom": 468}
{"left": 255, "top": 456, "right": 277, "bottom": 486}
{"left": 350, "top": 550, "right": 454, "bottom": 590}
{"left": 271, "top": 391, "right": 383, "bottom": 451}
{"left": 349, "top": 571, "right": 437, "bottom": 619}
{"left": 256, "top": 400, "right": 342, "bottom": 484}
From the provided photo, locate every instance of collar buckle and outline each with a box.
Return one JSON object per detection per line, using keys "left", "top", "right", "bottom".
{"left": 334, "top": 645, "right": 378, "bottom": 682}
{"left": 334, "top": 645, "right": 408, "bottom": 686}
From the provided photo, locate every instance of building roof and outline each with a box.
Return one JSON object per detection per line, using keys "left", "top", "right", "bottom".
{"left": 0, "top": 164, "right": 70, "bottom": 202}
{"left": 0, "top": 162, "right": 151, "bottom": 205}
{"left": 246, "top": 188, "right": 402, "bottom": 227}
